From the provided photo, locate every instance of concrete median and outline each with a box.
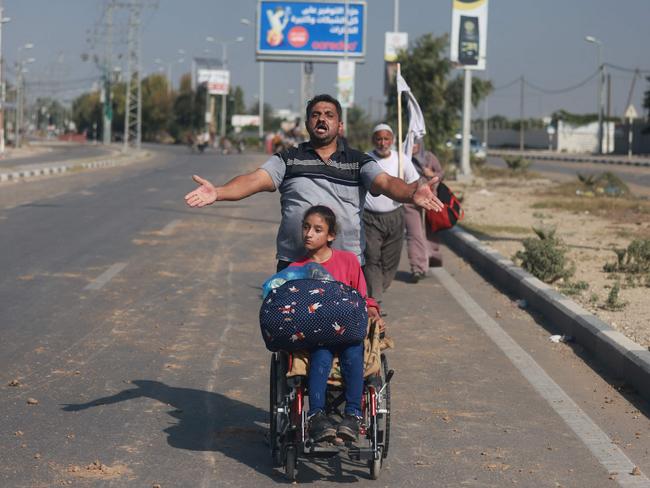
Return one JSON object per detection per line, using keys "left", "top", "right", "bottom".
{"left": 442, "top": 225, "right": 650, "bottom": 403}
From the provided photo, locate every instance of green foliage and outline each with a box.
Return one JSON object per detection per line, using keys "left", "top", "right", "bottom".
{"left": 551, "top": 110, "right": 599, "bottom": 126}
{"left": 503, "top": 155, "right": 531, "bottom": 172}
{"left": 72, "top": 71, "right": 251, "bottom": 144}
{"left": 602, "top": 282, "right": 627, "bottom": 311}
{"left": 514, "top": 227, "right": 575, "bottom": 283}
{"left": 141, "top": 74, "right": 173, "bottom": 141}
{"left": 385, "top": 33, "right": 492, "bottom": 153}
{"left": 71, "top": 91, "right": 102, "bottom": 134}
{"left": 559, "top": 280, "right": 589, "bottom": 296}
{"left": 603, "top": 239, "right": 650, "bottom": 286}
{"left": 577, "top": 173, "right": 597, "bottom": 188}
{"left": 345, "top": 105, "right": 374, "bottom": 152}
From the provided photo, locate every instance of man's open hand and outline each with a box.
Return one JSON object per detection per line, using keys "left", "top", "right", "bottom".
{"left": 185, "top": 175, "right": 217, "bottom": 207}
{"left": 413, "top": 176, "right": 444, "bottom": 212}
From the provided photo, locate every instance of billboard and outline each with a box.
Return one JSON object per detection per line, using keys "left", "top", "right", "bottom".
{"left": 197, "top": 69, "right": 230, "bottom": 95}
{"left": 337, "top": 60, "right": 355, "bottom": 108}
{"left": 450, "top": 0, "right": 488, "bottom": 70}
{"left": 256, "top": 1, "right": 366, "bottom": 62}
{"left": 384, "top": 32, "right": 408, "bottom": 62}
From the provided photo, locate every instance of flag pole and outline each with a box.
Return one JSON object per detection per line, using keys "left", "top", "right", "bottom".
{"left": 396, "top": 63, "right": 404, "bottom": 180}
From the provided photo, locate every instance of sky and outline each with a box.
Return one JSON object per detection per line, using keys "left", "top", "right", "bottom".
{"left": 3, "top": 0, "right": 650, "bottom": 121}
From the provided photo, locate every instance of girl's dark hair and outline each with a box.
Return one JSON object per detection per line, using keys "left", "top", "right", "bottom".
{"left": 303, "top": 205, "right": 338, "bottom": 242}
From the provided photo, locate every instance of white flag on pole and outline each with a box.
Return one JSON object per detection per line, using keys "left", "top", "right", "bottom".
{"left": 396, "top": 72, "right": 426, "bottom": 159}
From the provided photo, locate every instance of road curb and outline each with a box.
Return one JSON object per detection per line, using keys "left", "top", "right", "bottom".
{"left": 488, "top": 150, "right": 650, "bottom": 168}
{"left": 441, "top": 226, "right": 650, "bottom": 402}
{"left": 0, "top": 151, "right": 150, "bottom": 183}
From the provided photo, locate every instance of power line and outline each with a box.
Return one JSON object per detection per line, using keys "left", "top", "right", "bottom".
{"left": 604, "top": 62, "right": 650, "bottom": 75}
{"left": 523, "top": 69, "right": 599, "bottom": 94}
{"left": 492, "top": 77, "right": 520, "bottom": 91}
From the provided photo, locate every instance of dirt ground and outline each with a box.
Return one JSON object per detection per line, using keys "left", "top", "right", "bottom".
{"left": 450, "top": 169, "right": 650, "bottom": 349}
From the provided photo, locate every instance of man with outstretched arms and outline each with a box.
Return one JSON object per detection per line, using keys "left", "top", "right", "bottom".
{"left": 185, "top": 94, "right": 443, "bottom": 270}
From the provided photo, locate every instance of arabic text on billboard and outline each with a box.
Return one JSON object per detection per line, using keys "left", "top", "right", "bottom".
{"left": 257, "top": 1, "right": 365, "bottom": 60}
{"left": 197, "top": 69, "right": 230, "bottom": 95}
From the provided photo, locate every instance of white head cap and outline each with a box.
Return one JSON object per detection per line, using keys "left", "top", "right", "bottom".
{"left": 372, "top": 123, "right": 393, "bottom": 134}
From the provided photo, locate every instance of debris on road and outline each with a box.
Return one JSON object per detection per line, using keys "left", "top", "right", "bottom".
{"left": 26, "top": 397, "right": 38, "bottom": 405}
{"left": 549, "top": 334, "right": 573, "bottom": 343}
{"left": 8, "top": 379, "right": 21, "bottom": 387}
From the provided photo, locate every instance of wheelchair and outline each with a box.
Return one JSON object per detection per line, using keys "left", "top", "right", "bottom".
{"left": 268, "top": 323, "right": 393, "bottom": 481}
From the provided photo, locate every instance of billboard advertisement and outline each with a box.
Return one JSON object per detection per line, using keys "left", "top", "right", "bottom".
{"left": 256, "top": 1, "right": 366, "bottom": 62}
{"left": 384, "top": 32, "right": 408, "bottom": 62}
{"left": 197, "top": 69, "right": 230, "bottom": 95}
{"left": 450, "top": 0, "right": 488, "bottom": 70}
{"left": 337, "top": 60, "right": 355, "bottom": 108}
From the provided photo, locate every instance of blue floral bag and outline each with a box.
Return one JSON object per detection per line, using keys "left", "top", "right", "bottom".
{"left": 259, "top": 278, "right": 368, "bottom": 352}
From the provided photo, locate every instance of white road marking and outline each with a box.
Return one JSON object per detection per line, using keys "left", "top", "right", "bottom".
{"left": 159, "top": 219, "right": 181, "bottom": 236}
{"left": 431, "top": 267, "right": 649, "bottom": 487}
{"left": 84, "top": 262, "right": 127, "bottom": 291}
{"left": 201, "top": 218, "right": 236, "bottom": 488}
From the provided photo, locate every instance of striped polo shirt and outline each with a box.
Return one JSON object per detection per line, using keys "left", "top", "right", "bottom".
{"left": 261, "top": 139, "right": 384, "bottom": 264}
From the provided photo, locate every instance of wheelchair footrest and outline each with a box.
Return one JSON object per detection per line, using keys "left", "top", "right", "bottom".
{"left": 347, "top": 447, "right": 375, "bottom": 461}
{"left": 302, "top": 443, "right": 343, "bottom": 458}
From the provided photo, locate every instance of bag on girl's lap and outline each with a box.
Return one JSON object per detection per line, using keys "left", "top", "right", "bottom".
{"left": 259, "top": 278, "right": 368, "bottom": 352}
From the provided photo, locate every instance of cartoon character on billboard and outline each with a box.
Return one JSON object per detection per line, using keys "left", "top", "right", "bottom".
{"left": 266, "top": 5, "right": 291, "bottom": 47}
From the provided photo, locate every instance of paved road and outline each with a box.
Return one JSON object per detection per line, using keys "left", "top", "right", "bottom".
{"left": 487, "top": 155, "right": 650, "bottom": 197}
{"left": 1, "top": 146, "right": 649, "bottom": 486}
{"left": 0, "top": 143, "right": 115, "bottom": 170}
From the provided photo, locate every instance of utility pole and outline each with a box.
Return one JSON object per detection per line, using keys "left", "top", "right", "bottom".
{"left": 300, "top": 62, "right": 314, "bottom": 126}
{"left": 604, "top": 73, "right": 611, "bottom": 154}
{"left": 123, "top": 0, "right": 142, "bottom": 152}
{"left": 0, "top": 0, "right": 9, "bottom": 154}
{"left": 459, "top": 67, "right": 472, "bottom": 176}
{"left": 519, "top": 75, "right": 524, "bottom": 151}
{"left": 103, "top": 0, "right": 113, "bottom": 145}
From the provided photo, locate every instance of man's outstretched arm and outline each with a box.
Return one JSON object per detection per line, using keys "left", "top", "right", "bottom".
{"left": 370, "top": 172, "right": 444, "bottom": 212}
{"left": 184, "top": 169, "right": 276, "bottom": 208}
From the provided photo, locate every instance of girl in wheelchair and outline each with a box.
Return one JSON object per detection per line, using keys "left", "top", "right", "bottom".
{"left": 288, "top": 205, "right": 383, "bottom": 443}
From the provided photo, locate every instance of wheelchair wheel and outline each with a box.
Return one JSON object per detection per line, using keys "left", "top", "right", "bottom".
{"left": 285, "top": 446, "right": 297, "bottom": 481}
{"left": 369, "top": 450, "right": 382, "bottom": 480}
{"left": 379, "top": 354, "right": 391, "bottom": 459}
{"left": 269, "top": 352, "right": 287, "bottom": 466}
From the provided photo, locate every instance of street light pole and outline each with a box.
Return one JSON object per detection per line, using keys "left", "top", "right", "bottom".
{"left": 220, "top": 42, "right": 227, "bottom": 140}
{"left": 585, "top": 35, "right": 603, "bottom": 154}
{"left": 0, "top": 1, "right": 10, "bottom": 154}
{"left": 240, "top": 17, "right": 264, "bottom": 141}
{"left": 15, "top": 44, "right": 34, "bottom": 149}
{"left": 205, "top": 36, "right": 243, "bottom": 141}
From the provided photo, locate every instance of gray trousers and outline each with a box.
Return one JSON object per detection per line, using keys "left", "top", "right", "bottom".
{"left": 362, "top": 207, "right": 404, "bottom": 303}
{"left": 404, "top": 203, "right": 442, "bottom": 273}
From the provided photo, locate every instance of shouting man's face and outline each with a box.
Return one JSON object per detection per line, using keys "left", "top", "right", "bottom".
{"left": 306, "top": 101, "right": 342, "bottom": 146}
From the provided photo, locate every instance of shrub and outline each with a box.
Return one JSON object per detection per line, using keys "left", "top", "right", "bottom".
{"left": 602, "top": 282, "right": 627, "bottom": 311}
{"left": 559, "top": 280, "right": 589, "bottom": 296}
{"left": 514, "top": 227, "right": 575, "bottom": 283}
{"left": 577, "top": 171, "right": 630, "bottom": 198}
{"left": 504, "top": 155, "right": 531, "bottom": 172}
{"left": 603, "top": 239, "right": 650, "bottom": 286}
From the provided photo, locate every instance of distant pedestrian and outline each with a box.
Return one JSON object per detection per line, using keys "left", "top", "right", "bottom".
{"left": 362, "top": 124, "right": 420, "bottom": 303}
{"left": 404, "top": 141, "right": 445, "bottom": 281}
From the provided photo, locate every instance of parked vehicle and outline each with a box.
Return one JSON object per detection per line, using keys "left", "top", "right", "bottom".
{"left": 447, "top": 134, "right": 486, "bottom": 161}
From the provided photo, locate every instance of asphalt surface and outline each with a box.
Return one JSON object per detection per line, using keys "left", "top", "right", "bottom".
{"left": 1, "top": 146, "right": 649, "bottom": 487}
{"left": 486, "top": 155, "right": 650, "bottom": 197}
{"left": 0, "top": 143, "right": 115, "bottom": 170}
